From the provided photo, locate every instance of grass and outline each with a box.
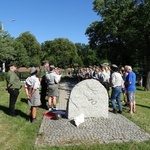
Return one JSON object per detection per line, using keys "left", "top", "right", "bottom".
{"left": 0, "top": 81, "right": 150, "bottom": 150}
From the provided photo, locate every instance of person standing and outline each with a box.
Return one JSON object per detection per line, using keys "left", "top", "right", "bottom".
{"left": 45, "top": 65, "right": 61, "bottom": 111}
{"left": 120, "top": 66, "right": 128, "bottom": 105}
{"left": 38, "top": 60, "right": 49, "bottom": 109}
{"left": 125, "top": 65, "right": 136, "bottom": 114}
{"left": 99, "top": 64, "right": 110, "bottom": 98}
{"left": 25, "top": 67, "right": 41, "bottom": 123}
{"left": 6, "top": 63, "right": 22, "bottom": 117}
{"left": 110, "top": 64, "right": 124, "bottom": 114}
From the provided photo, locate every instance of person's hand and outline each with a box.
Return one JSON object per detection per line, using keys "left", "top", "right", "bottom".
{"left": 27, "top": 94, "right": 31, "bottom": 99}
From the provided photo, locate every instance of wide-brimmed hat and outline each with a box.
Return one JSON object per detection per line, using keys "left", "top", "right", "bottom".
{"left": 103, "top": 62, "right": 109, "bottom": 66}
{"left": 111, "top": 64, "right": 119, "bottom": 72}
{"left": 50, "top": 65, "right": 55, "bottom": 69}
{"left": 30, "top": 67, "right": 37, "bottom": 74}
{"left": 111, "top": 64, "right": 118, "bottom": 68}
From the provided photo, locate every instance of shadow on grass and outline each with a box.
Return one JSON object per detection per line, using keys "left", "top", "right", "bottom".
{"left": 136, "top": 104, "right": 150, "bottom": 109}
{"left": 0, "top": 104, "right": 29, "bottom": 120}
{"left": 136, "top": 87, "right": 145, "bottom": 91}
{"left": 20, "top": 98, "right": 28, "bottom": 104}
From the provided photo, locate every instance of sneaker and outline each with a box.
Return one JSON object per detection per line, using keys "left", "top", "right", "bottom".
{"left": 48, "top": 107, "right": 52, "bottom": 112}
{"left": 52, "top": 107, "right": 57, "bottom": 111}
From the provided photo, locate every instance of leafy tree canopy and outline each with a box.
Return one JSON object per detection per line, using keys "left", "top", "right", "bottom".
{"left": 16, "top": 31, "right": 42, "bottom": 59}
{"left": 0, "top": 30, "right": 16, "bottom": 66}
{"left": 41, "top": 38, "right": 78, "bottom": 68}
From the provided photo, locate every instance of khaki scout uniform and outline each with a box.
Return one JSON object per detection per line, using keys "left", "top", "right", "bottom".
{"left": 6, "top": 70, "right": 22, "bottom": 116}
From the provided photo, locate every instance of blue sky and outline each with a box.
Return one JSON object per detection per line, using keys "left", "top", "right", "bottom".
{"left": 0, "top": 0, "right": 100, "bottom": 44}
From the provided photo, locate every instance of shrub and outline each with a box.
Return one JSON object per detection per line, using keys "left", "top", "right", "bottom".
{"left": 0, "top": 72, "right": 6, "bottom": 81}
{"left": 18, "top": 72, "right": 30, "bottom": 81}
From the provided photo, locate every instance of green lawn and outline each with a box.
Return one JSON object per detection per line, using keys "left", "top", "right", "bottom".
{"left": 0, "top": 81, "right": 150, "bottom": 150}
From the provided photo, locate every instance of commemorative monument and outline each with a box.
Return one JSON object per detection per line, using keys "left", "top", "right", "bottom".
{"left": 66, "top": 79, "right": 109, "bottom": 119}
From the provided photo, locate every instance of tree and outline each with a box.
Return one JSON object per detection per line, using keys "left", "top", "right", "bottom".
{"left": 41, "top": 38, "right": 78, "bottom": 68}
{"left": 135, "top": 1, "right": 150, "bottom": 90}
{"left": 0, "top": 30, "right": 16, "bottom": 67}
{"left": 86, "top": 0, "right": 139, "bottom": 65}
{"left": 16, "top": 31, "right": 42, "bottom": 66}
{"left": 86, "top": 0, "right": 150, "bottom": 90}
{"left": 75, "top": 43, "right": 98, "bottom": 66}
{"left": 13, "top": 41, "right": 30, "bottom": 67}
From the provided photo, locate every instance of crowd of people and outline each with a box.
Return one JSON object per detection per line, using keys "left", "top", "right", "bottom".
{"left": 5, "top": 61, "right": 136, "bottom": 123}
{"left": 72, "top": 64, "right": 136, "bottom": 114}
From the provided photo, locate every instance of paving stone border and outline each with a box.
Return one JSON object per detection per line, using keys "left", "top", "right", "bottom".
{"left": 35, "top": 112, "right": 150, "bottom": 147}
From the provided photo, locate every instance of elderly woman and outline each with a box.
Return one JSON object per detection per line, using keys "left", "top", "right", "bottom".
{"left": 24, "top": 67, "right": 41, "bottom": 123}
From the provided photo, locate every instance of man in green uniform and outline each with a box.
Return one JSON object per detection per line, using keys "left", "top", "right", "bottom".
{"left": 38, "top": 60, "right": 49, "bottom": 109}
{"left": 6, "top": 63, "right": 22, "bottom": 117}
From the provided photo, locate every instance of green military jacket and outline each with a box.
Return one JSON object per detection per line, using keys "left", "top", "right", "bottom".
{"left": 38, "top": 66, "right": 48, "bottom": 79}
{"left": 6, "top": 70, "right": 22, "bottom": 89}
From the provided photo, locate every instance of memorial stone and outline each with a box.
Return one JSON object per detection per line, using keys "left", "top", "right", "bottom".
{"left": 67, "top": 79, "right": 109, "bottom": 119}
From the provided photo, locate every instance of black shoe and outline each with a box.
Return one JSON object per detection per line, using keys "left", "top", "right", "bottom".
{"left": 117, "top": 110, "right": 122, "bottom": 114}
{"left": 113, "top": 109, "right": 117, "bottom": 114}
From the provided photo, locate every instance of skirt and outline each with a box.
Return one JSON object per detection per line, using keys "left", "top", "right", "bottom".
{"left": 28, "top": 89, "right": 41, "bottom": 106}
{"left": 47, "top": 84, "right": 59, "bottom": 97}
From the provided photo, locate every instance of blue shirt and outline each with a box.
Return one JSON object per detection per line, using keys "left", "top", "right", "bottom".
{"left": 125, "top": 71, "right": 136, "bottom": 91}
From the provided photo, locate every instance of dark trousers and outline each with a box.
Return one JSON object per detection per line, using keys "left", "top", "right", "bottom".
{"left": 40, "top": 81, "right": 47, "bottom": 107}
{"left": 8, "top": 89, "right": 19, "bottom": 115}
{"left": 102, "top": 82, "right": 110, "bottom": 92}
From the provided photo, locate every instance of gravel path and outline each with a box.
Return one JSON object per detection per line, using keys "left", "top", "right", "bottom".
{"left": 35, "top": 81, "right": 150, "bottom": 147}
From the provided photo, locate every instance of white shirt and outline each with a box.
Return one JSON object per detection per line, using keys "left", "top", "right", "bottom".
{"left": 99, "top": 70, "right": 110, "bottom": 82}
{"left": 25, "top": 75, "right": 40, "bottom": 89}
{"left": 45, "top": 71, "right": 61, "bottom": 85}
{"left": 111, "top": 72, "right": 124, "bottom": 87}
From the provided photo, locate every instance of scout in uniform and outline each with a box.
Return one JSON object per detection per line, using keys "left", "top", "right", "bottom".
{"left": 6, "top": 63, "right": 22, "bottom": 117}
{"left": 25, "top": 67, "right": 41, "bottom": 123}
{"left": 38, "top": 60, "right": 49, "bottom": 109}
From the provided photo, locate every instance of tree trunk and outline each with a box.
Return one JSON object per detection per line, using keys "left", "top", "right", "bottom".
{"left": 145, "top": 71, "right": 150, "bottom": 91}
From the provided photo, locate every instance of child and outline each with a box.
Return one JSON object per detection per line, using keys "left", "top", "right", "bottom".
{"left": 24, "top": 67, "right": 41, "bottom": 123}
